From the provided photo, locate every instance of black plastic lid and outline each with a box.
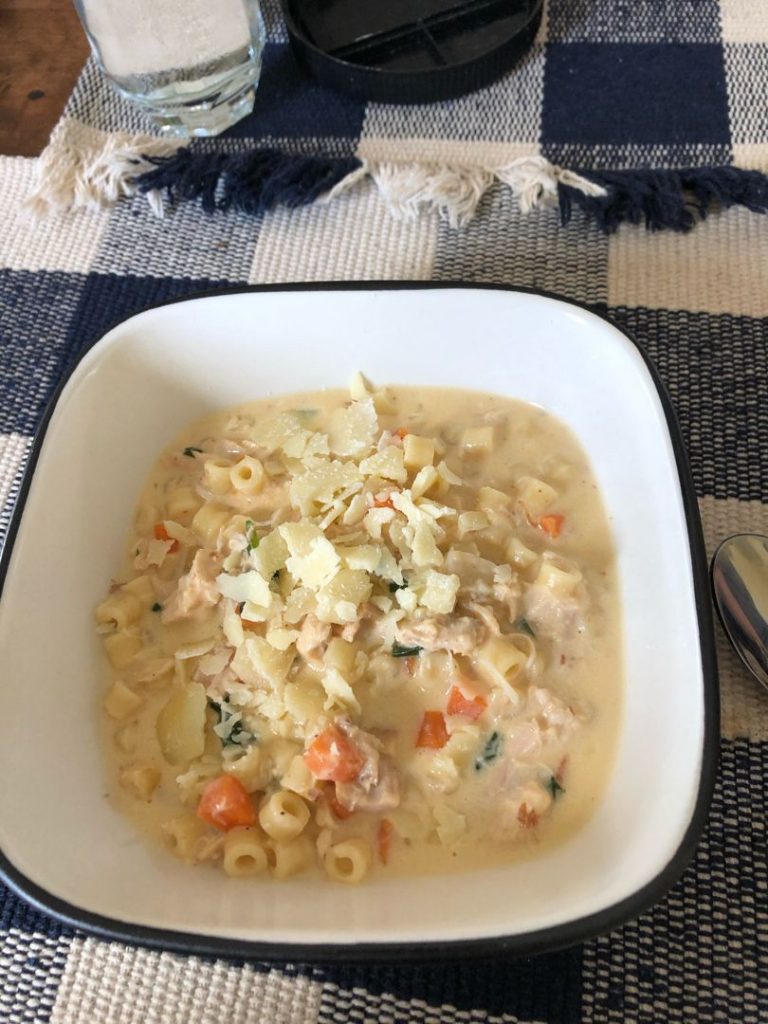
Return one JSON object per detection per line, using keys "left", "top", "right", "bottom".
{"left": 282, "top": 0, "right": 544, "bottom": 104}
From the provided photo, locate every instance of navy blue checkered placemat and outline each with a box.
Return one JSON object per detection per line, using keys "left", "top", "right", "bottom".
{"left": 2, "top": 0, "right": 768, "bottom": 1021}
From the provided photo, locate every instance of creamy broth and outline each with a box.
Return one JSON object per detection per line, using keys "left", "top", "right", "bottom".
{"left": 97, "top": 380, "right": 622, "bottom": 882}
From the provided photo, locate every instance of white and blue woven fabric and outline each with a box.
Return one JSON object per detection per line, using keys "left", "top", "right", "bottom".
{"left": 1, "top": 0, "right": 768, "bottom": 1021}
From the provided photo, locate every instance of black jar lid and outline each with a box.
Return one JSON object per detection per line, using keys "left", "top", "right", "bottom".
{"left": 282, "top": 0, "right": 543, "bottom": 104}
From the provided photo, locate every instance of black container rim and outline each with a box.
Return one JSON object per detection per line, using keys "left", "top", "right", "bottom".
{"left": 281, "top": 0, "right": 544, "bottom": 104}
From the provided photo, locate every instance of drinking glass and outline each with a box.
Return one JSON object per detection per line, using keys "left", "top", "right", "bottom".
{"left": 73, "top": 0, "right": 266, "bottom": 137}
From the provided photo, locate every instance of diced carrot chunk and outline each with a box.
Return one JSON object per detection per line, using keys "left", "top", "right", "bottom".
{"left": 197, "top": 775, "right": 257, "bottom": 831}
{"left": 304, "top": 726, "right": 364, "bottom": 783}
{"left": 377, "top": 818, "right": 393, "bottom": 865}
{"left": 416, "top": 711, "right": 449, "bottom": 749}
{"left": 393, "top": 427, "right": 409, "bottom": 440}
{"left": 153, "top": 521, "right": 179, "bottom": 552}
{"left": 538, "top": 514, "right": 564, "bottom": 539}
{"left": 447, "top": 685, "right": 487, "bottom": 721}
{"left": 373, "top": 495, "right": 396, "bottom": 509}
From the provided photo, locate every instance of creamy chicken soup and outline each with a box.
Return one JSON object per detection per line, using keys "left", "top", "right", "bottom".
{"left": 97, "top": 376, "right": 622, "bottom": 883}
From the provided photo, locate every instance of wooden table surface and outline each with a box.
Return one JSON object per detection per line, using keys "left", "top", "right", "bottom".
{"left": 0, "top": 0, "right": 88, "bottom": 157}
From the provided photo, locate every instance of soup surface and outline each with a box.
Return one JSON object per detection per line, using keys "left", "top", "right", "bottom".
{"left": 97, "top": 377, "right": 623, "bottom": 883}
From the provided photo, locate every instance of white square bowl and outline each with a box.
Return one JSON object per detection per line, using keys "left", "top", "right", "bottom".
{"left": 0, "top": 284, "right": 718, "bottom": 960}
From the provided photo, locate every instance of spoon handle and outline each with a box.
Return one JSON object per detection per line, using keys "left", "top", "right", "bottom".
{"left": 712, "top": 534, "right": 768, "bottom": 693}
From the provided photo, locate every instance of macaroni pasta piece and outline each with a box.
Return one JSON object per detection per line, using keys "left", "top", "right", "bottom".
{"left": 223, "top": 827, "right": 269, "bottom": 877}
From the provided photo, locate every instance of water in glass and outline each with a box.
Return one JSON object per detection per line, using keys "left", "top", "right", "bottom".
{"left": 74, "top": 0, "right": 265, "bottom": 137}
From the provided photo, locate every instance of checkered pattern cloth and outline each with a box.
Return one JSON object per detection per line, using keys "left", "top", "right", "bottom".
{"left": 1, "top": 1, "right": 768, "bottom": 1021}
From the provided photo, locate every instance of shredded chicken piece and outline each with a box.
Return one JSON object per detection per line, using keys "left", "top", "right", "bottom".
{"left": 504, "top": 721, "right": 542, "bottom": 760}
{"left": 338, "top": 601, "right": 380, "bottom": 643}
{"left": 527, "top": 686, "right": 579, "bottom": 735}
{"left": 493, "top": 576, "right": 521, "bottom": 619}
{"left": 339, "top": 622, "right": 358, "bottom": 643}
{"left": 483, "top": 724, "right": 545, "bottom": 799}
{"left": 296, "top": 614, "right": 332, "bottom": 669}
{"left": 466, "top": 601, "right": 502, "bottom": 636}
{"left": 200, "top": 666, "right": 238, "bottom": 703}
{"left": 161, "top": 550, "right": 220, "bottom": 623}
{"left": 396, "top": 614, "right": 485, "bottom": 656}
{"left": 334, "top": 719, "right": 400, "bottom": 813}
{"left": 523, "top": 584, "right": 582, "bottom": 641}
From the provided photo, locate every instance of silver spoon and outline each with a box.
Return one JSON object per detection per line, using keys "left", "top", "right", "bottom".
{"left": 711, "top": 533, "right": 768, "bottom": 693}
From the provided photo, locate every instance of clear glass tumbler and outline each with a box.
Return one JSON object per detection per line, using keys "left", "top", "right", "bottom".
{"left": 73, "top": 0, "right": 266, "bottom": 137}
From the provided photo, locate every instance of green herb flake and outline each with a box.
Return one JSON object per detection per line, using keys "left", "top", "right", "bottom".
{"left": 391, "top": 642, "right": 423, "bottom": 658}
{"left": 513, "top": 617, "right": 536, "bottom": 638}
{"left": 151, "top": 602, "right": 162, "bottom": 613}
{"left": 474, "top": 731, "right": 503, "bottom": 772}
{"left": 183, "top": 446, "right": 203, "bottom": 458}
{"left": 245, "top": 519, "right": 259, "bottom": 551}
{"left": 547, "top": 775, "right": 565, "bottom": 799}
{"left": 388, "top": 579, "right": 408, "bottom": 593}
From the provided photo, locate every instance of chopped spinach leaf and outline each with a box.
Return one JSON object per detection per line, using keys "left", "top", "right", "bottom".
{"left": 513, "top": 617, "right": 536, "bottom": 638}
{"left": 391, "top": 641, "right": 422, "bottom": 658}
{"left": 208, "top": 698, "right": 253, "bottom": 749}
{"left": 474, "top": 731, "right": 503, "bottom": 771}
{"left": 245, "top": 519, "right": 259, "bottom": 551}
{"left": 183, "top": 446, "right": 203, "bottom": 458}
{"left": 547, "top": 775, "right": 565, "bottom": 799}
{"left": 388, "top": 579, "right": 408, "bottom": 593}
{"left": 151, "top": 602, "right": 162, "bottom": 613}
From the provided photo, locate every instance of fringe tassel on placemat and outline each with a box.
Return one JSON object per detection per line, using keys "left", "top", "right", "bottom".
{"left": 27, "top": 122, "right": 768, "bottom": 231}
{"left": 135, "top": 148, "right": 363, "bottom": 216}
{"left": 133, "top": 149, "right": 607, "bottom": 227}
{"left": 27, "top": 120, "right": 176, "bottom": 216}
{"left": 360, "top": 157, "right": 606, "bottom": 227}
{"left": 559, "top": 166, "right": 768, "bottom": 232}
